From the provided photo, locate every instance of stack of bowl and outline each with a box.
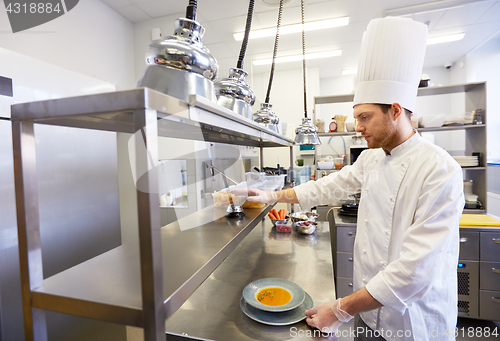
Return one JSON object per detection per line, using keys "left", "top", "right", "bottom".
{"left": 290, "top": 211, "right": 319, "bottom": 234}
{"left": 240, "top": 278, "right": 314, "bottom": 326}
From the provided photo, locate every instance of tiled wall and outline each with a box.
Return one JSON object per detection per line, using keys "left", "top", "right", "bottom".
{"left": 487, "top": 165, "right": 500, "bottom": 216}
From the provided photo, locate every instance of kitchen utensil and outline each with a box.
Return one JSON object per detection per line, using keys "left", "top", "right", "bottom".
{"left": 295, "top": 159, "right": 304, "bottom": 166}
{"left": 239, "top": 292, "right": 313, "bottom": 326}
{"left": 242, "top": 278, "right": 305, "bottom": 312}
{"left": 295, "top": 221, "right": 317, "bottom": 235}
{"left": 290, "top": 211, "right": 318, "bottom": 223}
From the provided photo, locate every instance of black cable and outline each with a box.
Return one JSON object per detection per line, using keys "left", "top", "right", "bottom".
{"left": 186, "top": 0, "right": 197, "bottom": 20}
{"left": 237, "top": 0, "right": 255, "bottom": 70}
{"left": 301, "top": 0, "right": 307, "bottom": 118}
{"left": 264, "top": 0, "right": 284, "bottom": 104}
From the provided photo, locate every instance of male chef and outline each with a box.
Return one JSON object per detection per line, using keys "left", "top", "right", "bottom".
{"left": 234, "top": 17, "right": 464, "bottom": 340}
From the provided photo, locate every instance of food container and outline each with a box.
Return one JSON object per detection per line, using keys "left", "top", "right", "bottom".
{"left": 270, "top": 217, "right": 290, "bottom": 227}
{"left": 276, "top": 221, "right": 292, "bottom": 233}
{"left": 295, "top": 221, "right": 317, "bottom": 234}
{"left": 418, "top": 114, "right": 445, "bottom": 128}
{"left": 334, "top": 158, "right": 344, "bottom": 170}
{"left": 317, "top": 161, "right": 334, "bottom": 170}
{"left": 290, "top": 211, "right": 318, "bottom": 223}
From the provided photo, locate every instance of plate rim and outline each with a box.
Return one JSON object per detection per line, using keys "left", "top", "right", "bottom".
{"left": 240, "top": 292, "right": 313, "bottom": 326}
{"left": 242, "top": 278, "right": 305, "bottom": 312}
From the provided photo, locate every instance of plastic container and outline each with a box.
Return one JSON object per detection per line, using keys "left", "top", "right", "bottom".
{"left": 292, "top": 166, "right": 311, "bottom": 185}
{"left": 334, "top": 158, "right": 344, "bottom": 170}
{"left": 245, "top": 172, "right": 266, "bottom": 186}
{"left": 276, "top": 221, "right": 292, "bottom": 233}
{"left": 318, "top": 161, "right": 334, "bottom": 170}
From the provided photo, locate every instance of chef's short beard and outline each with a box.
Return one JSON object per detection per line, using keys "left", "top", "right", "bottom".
{"left": 372, "top": 121, "right": 399, "bottom": 151}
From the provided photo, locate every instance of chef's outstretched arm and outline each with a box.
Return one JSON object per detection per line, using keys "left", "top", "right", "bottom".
{"left": 304, "top": 287, "right": 382, "bottom": 333}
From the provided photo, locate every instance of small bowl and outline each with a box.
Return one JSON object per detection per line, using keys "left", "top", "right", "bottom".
{"left": 290, "top": 212, "right": 318, "bottom": 223}
{"left": 295, "top": 221, "right": 317, "bottom": 235}
{"left": 270, "top": 217, "right": 290, "bottom": 227}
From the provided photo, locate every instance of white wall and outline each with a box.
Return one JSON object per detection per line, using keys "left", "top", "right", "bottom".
{"left": 250, "top": 67, "right": 321, "bottom": 169}
{"left": 0, "top": 0, "right": 135, "bottom": 90}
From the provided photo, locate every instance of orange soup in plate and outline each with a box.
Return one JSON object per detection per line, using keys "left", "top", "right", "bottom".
{"left": 256, "top": 287, "right": 291, "bottom": 306}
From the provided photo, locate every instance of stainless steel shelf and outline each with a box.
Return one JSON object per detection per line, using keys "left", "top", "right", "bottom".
{"left": 30, "top": 205, "right": 273, "bottom": 326}
{"left": 417, "top": 124, "right": 485, "bottom": 133}
{"left": 318, "top": 132, "right": 356, "bottom": 137}
{"left": 10, "top": 88, "right": 293, "bottom": 148}
{"left": 314, "top": 82, "right": 486, "bottom": 104}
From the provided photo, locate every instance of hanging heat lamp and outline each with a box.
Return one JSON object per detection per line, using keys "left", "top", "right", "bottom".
{"left": 214, "top": 0, "right": 256, "bottom": 120}
{"left": 294, "top": 0, "right": 321, "bottom": 145}
{"left": 136, "top": 0, "right": 219, "bottom": 103}
{"left": 252, "top": 0, "right": 284, "bottom": 133}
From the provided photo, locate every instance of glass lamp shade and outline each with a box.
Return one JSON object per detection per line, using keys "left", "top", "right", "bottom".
{"left": 294, "top": 117, "right": 321, "bottom": 145}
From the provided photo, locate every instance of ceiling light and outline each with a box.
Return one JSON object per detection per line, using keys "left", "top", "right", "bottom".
{"left": 253, "top": 50, "right": 342, "bottom": 65}
{"left": 342, "top": 68, "right": 357, "bottom": 75}
{"left": 384, "top": 0, "right": 492, "bottom": 17}
{"left": 234, "top": 17, "right": 349, "bottom": 41}
{"left": 427, "top": 33, "right": 465, "bottom": 45}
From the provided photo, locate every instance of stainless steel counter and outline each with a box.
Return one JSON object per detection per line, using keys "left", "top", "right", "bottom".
{"left": 164, "top": 210, "right": 337, "bottom": 340}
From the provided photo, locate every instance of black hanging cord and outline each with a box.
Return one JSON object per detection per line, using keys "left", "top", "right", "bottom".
{"left": 237, "top": 0, "right": 256, "bottom": 70}
{"left": 301, "top": 0, "right": 307, "bottom": 118}
{"left": 186, "top": 0, "right": 197, "bottom": 20}
{"left": 264, "top": 0, "right": 284, "bottom": 104}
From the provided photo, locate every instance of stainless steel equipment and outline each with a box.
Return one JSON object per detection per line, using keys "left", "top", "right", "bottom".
{"left": 215, "top": 68, "right": 255, "bottom": 119}
{"left": 136, "top": 17, "right": 218, "bottom": 103}
{"left": 294, "top": 117, "right": 321, "bottom": 145}
{"left": 253, "top": 102, "right": 280, "bottom": 133}
{"left": 11, "top": 87, "right": 294, "bottom": 341}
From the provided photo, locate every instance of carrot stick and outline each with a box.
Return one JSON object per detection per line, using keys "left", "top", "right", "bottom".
{"left": 269, "top": 212, "right": 278, "bottom": 219}
{"left": 279, "top": 209, "right": 285, "bottom": 219}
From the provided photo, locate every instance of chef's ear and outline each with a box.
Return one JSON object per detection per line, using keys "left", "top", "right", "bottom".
{"left": 391, "top": 102, "right": 404, "bottom": 120}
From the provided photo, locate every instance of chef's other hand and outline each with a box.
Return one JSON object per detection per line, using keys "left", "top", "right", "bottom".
{"left": 305, "top": 298, "right": 353, "bottom": 334}
{"left": 231, "top": 187, "right": 277, "bottom": 204}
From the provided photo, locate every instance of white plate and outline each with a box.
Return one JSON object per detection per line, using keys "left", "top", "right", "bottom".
{"left": 242, "top": 278, "right": 305, "bottom": 312}
{"left": 240, "top": 292, "right": 313, "bottom": 326}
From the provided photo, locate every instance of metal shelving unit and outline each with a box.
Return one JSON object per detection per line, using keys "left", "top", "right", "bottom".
{"left": 313, "top": 82, "right": 488, "bottom": 213}
{"left": 11, "top": 87, "right": 294, "bottom": 341}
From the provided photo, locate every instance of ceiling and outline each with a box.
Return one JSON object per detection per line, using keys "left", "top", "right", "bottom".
{"left": 100, "top": 0, "right": 500, "bottom": 79}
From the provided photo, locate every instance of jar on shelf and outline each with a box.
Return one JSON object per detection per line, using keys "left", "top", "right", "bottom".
{"left": 329, "top": 118, "right": 337, "bottom": 132}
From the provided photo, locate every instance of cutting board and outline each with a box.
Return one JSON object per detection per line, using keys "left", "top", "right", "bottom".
{"left": 460, "top": 214, "right": 500, "bottom": 227}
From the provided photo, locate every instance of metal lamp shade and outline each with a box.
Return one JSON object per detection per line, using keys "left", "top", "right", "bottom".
{"left": 136, "top": 18, "right": 219, "bottom": 103}
{"left": 215, "top": 68, "right": 256, "bottom": 119}
{"left": 294, "top": 118, "right": 321, "bottom": 145}
{"left": 253, "top": 103, "right": 280, "bottom": 133}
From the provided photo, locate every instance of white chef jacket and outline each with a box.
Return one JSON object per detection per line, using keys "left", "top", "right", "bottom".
{"left": 294, "top": 132, "right": 464, "bottom": 341}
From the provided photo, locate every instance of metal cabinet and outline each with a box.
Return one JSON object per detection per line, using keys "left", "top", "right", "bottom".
{"left": 479, "top": 231, "right": 500, "bottom": 319}
{"left": 11, "top": 88, "right": 294, "bottom": 341}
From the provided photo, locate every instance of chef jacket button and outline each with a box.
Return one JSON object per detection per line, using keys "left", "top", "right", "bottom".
{"left": 384, "top": 229, "right": 389, "bottom": 234}
{"left": 401, "top": 162, "right": 405, "bottom": 166}
{"left": 363, "top": 249, "right": 366, "bottom": 253}
{"left": 364, "top": 219, "right": 368, "bottom": 223}
{"left": 380, "top": 260, "right": 385, "bottom": 265}
{"left": 363, "top": 278, "right": 367, "bottom": 283}
{"left": 365, "top": 188, "right": 369, "bottom": 192}
{"left": 389, "top": 196, "right": 394, "bottom": 201}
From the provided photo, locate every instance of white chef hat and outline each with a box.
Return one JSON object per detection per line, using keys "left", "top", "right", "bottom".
{"left": 353, "top": 17, "right": 428, "bottom": 112}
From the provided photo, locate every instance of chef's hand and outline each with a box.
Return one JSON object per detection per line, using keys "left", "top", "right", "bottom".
{"left": 231, "top": 187, "right": 278, "bottom": 204}
{"left": 305, "top": 298, "right": 353, "bottom": 334}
